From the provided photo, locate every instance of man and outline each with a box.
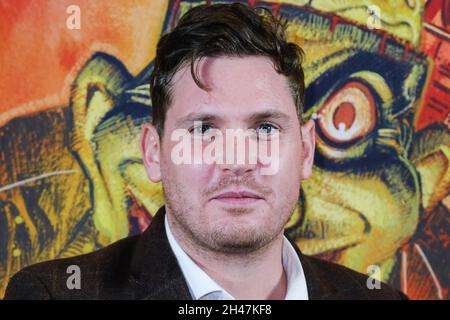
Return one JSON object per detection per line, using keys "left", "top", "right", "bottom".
{"left": 4, "top": 3, "right": 407, "bottom": 300}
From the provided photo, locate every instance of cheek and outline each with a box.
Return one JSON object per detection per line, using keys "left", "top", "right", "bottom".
{"left": 275, "top": 163, "right": 301, "bottom": 200}
{"left": 160, "top": 149, "right": 213, "bottom": 191}
{"left": 278, "top": 140, "right": 303, "bottom": 182}
{"left": 262, "top": 141, "right": 302, "bottom": 204}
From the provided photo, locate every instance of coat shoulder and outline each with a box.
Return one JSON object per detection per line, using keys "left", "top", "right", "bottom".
{"left": 4, "top": 234, "right": 141, "bottom": 300}
{"left": 301, "top": 255, "right": 408, "bottom": 300}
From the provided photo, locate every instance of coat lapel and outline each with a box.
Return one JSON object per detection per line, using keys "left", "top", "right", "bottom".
{"left": 129, "top": 206, "right": 192, "bottom": 300}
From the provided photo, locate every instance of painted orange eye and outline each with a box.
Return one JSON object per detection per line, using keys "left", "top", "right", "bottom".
{"left": 318, "top": 81, "right": 376, "bottom": 144}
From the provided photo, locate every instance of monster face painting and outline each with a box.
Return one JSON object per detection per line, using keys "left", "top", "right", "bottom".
{"left": 1, "top": 0, "right": 449, "bottom": 299}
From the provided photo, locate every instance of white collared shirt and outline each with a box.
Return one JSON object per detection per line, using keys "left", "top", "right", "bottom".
{"left": 165, "top": 215, "right": 309, "bottom": 300}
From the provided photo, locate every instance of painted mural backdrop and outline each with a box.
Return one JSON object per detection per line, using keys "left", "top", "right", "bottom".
{"left": 0, "top": 0, "right": 448, "bottom": 300}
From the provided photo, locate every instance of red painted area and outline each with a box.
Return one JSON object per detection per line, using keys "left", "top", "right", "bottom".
{"left": 0, "top": 0, "right": 161, "bottom": 115}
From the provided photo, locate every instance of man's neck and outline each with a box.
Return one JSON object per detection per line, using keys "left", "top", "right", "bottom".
{"left": 167, "top": 214, "right": 287, "bottom": 300}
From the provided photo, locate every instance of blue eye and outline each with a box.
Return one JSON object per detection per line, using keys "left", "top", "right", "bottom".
{"left": 256, "top": 123, "right": 278, "bottom": 136}
{"left": 190, "top": 124, "right": 212, "bottom": 135}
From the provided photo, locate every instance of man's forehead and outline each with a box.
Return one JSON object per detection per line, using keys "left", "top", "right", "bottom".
{"left": 172, "top": 55, "right": 283, "bottom": 88}
{"left": 168, "top": 56, "right": 295, "bottom": 120}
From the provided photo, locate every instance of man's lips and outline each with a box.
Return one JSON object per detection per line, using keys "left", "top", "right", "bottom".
{"left": 211, "top": 191, "right": 264, "bottom": 205}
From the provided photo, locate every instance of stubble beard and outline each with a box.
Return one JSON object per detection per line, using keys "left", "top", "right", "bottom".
{"left": 162, "top": 177, "right": 297, "bottom": 257}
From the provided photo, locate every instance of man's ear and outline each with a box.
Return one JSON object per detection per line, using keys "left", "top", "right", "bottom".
{"left": 141, "top": 123, "right": 162, "bottom": 182}
{"left": 300, "top": 119, "right": 316, "bottom": 180}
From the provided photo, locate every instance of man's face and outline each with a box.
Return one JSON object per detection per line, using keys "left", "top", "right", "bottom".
{"left": 142, "top": 56, "right": 315, "bottom": 254}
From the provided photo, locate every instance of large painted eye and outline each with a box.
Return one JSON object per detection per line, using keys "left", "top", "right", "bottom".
{"left": 318, "top": 81, "right": 376, "bottom": 145}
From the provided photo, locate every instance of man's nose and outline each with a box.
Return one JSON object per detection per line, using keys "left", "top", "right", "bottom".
{"left": 218, "top": 161, "right": 257, "bottom": 176}
{"left": 216, "top": 132, "right": 258, "bottom": 175}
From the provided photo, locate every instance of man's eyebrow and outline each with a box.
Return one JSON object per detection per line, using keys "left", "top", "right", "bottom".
{"left": 174, "top": 109, "right": 291, "bottom": 127}
{"left": 247, "top": 110, "right": 291, "bottom": 123}
{"left": 174, "top": 113, "right": 219, "bottom": 127}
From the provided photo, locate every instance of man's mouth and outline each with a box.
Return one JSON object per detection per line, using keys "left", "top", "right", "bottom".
{"left": 211, "top": 190, "right": 264, "bottom": 205}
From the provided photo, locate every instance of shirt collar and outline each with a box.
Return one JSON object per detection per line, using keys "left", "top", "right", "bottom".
{"left": 165, "top": 215, "right": 234, "bottom": 299}
{"left": 282, "top": 232, "right": 309, "bottom": 300}
{"left": 165, "top": 215, "right": 308, "bottom": 300}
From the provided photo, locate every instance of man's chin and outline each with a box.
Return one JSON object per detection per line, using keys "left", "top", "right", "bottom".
{"left": 201, "top": 223, "right": 278, "bottom": 254}
{"left": 204, "top": 235, "right": 271, "bottom": 254}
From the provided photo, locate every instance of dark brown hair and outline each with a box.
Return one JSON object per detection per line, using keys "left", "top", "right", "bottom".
{"left": 150, "top": 2, "right": 305, "bottom": 137}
